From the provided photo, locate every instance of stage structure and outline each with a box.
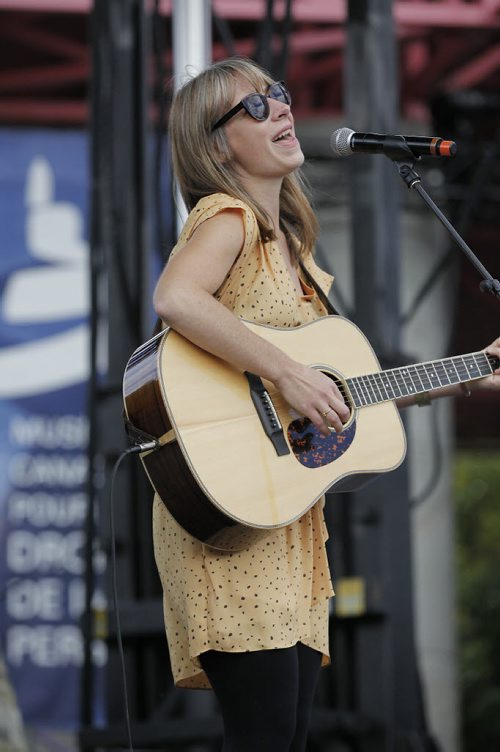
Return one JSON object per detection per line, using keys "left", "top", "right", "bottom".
{"left": 80, "top": 1, "right": 440, "bottom": 750}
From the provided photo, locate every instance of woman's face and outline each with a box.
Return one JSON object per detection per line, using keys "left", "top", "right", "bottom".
{"left": 222, "top": 75, "right": 304, "bottom": 185}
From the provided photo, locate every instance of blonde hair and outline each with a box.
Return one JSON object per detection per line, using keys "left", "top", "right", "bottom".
{"left": 168, "top": 57, "right": 319, "bottom": 258}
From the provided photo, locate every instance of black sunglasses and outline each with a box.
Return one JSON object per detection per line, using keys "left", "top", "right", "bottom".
{"left": 212, "top": 81, "right": 291, "bottom": 131}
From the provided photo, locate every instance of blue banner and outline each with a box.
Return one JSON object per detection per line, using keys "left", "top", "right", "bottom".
{"left": 0, "top": 129, "right": 106, "bottom": 730}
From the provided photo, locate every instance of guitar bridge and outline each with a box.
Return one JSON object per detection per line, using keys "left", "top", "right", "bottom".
{"left": 244, "top": 372, "right": 290, "bottom": 457}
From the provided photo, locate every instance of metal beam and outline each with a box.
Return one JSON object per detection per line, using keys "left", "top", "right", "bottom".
{"left": 0, "top": 98, "right": 87, "bottom": 122}
{"left": 441, "top": 42, "right": 500, "bottom": 90}
{"left": 3, "top": 17, "right": 87, "bottom": 57}
{"left": 2, "top": 0, "right": 500, "bottom": 28}
{"left": 0, "top": 61, "right": 88, "bottom": 92}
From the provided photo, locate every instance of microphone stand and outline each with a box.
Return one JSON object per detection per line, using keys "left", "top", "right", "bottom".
{"left": 386, "top": 138, "right": 500, "bottom": 300}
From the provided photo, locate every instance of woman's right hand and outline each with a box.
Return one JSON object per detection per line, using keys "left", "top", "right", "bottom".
{"left": 274, "top": 362, "right": 350, "bottom": 437}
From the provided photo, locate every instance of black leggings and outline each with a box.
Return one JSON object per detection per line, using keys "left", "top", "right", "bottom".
{"left": 200, "top": 642, "right": 322, "bottom": 752}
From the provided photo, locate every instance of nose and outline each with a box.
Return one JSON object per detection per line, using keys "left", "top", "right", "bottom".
{"left": 270, "top": 97, "right": 291, "bottom": 119}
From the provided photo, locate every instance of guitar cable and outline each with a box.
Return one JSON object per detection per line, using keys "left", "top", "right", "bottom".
{"left": 108, "top": 440, "right": 160, "bottom": 752}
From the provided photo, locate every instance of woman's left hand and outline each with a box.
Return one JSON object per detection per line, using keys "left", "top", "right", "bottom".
{"left": 473, "top": 337, "right": 500, "bottom": 393}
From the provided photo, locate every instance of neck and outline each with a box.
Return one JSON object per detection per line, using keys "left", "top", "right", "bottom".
{"left": 240, "top": 175, "right": 282, "bottom": 231}
{"left": 346, "top": 350, "right": 496, "bottom": 408}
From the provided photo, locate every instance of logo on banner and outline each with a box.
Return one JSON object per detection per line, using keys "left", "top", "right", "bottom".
{"left": 1, "top": 156, "right": 89, "bottom": 397}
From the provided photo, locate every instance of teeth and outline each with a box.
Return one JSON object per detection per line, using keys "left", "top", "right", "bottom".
{"left": 273, "top": 129, "right": 291, "bottom": 142}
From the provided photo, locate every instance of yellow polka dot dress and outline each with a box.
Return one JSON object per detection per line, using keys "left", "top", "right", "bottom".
{"left": 152, "top": 193, "right": 335, "bottom": 689}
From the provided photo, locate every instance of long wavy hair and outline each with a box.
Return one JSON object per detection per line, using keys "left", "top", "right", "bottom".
{"left": 168, "top": 57, "right": 319, "bottom": 259}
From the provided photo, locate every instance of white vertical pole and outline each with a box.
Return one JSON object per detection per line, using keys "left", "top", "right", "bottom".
{"left": 171, "top": 1, "right": 215, "bottom": 729}
{"left": 172, "top": 0, "right": 212, "bottom": 233}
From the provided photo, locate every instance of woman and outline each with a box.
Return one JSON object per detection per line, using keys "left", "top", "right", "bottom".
{"left": 152, "top": 57, "right": 500, "bottom": 751}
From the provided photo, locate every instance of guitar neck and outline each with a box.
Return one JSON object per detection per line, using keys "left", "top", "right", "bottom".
{"left": 347, "top": 351, "right": 499, "bottom": 408}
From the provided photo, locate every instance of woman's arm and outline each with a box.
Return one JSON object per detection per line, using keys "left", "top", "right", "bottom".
{"left": 153, "top": 211, "right": 350, "bottom": 435}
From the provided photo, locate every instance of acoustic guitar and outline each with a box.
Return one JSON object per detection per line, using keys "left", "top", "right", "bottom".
{"left": 123, "top": 315, "right": 497, "bottom": 551}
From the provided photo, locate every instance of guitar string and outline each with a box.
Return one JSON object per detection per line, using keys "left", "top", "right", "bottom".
{"left": 347, "top": 351, "right": 495, "bottom": 407}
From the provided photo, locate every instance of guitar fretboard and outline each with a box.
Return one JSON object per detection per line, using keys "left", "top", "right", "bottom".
{"left": 346, "top": 352, "right": 497, "bottom": 408}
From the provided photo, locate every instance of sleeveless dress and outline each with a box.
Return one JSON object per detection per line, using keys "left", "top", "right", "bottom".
{"left": 152, "top": 193, "right": 335, "bottom": 689}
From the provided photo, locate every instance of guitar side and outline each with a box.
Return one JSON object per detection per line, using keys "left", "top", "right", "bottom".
{"left": 123, "top": 331, "right": 246, "bottom": 547}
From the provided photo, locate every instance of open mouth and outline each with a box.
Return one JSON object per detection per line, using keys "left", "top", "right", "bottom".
{"left": 272, "top": 129, "right": 293, "bottom": 143}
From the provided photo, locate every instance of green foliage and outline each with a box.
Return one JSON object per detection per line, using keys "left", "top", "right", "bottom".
{"left": 455, "top": 450, "right": 500, "bottom": 751}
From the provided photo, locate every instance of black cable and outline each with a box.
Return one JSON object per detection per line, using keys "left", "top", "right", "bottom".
{"left": 108, "top": 440, "right": 159, "bottom": 752}
{"left": 109, "top": 448, "right": 136, "bottom": 752}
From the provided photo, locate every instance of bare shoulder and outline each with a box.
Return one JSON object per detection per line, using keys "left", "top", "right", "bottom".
{"left": 187, "top": 207, "right": 246, "bottom": 258}
{"left": 157, "top": 208, "right": 247, "bottom": 296}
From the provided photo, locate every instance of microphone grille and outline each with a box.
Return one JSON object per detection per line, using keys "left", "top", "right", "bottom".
{"left": 330, "top": 127, "right": 355, "bottom": 157}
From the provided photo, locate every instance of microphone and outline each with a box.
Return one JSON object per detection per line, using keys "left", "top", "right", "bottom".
{"left": 331, "top": 127, "right": 457, "bottom": 160}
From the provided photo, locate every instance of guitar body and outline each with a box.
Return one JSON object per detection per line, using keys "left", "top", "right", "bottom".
{"left": 123, "top": 316, "right": 406, "bottom": 550}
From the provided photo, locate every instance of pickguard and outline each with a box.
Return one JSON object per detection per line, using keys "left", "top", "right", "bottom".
{"left": 287, "top": 417, "right": 357, "bottom": 467}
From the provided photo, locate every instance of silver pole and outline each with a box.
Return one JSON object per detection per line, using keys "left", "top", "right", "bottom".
{"left": 172, "top": 0, "right": 212, "bottom": 231}
{"left": 171, "top": 3, "right": 214, "bottom": 733}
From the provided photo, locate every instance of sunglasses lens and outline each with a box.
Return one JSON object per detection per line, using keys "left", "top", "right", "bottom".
{"left": 268, "top": 82, "right": 291, "bottom": 105}
{"left": 244, "top": 93, "right": 269, "bottom": 121}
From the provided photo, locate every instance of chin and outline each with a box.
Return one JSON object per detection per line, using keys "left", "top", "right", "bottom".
{"left": 296, "top": 149, "right": 305, "bottom": 167}
{"left": 287, "top": 150, "right": 305, "bottom": 172}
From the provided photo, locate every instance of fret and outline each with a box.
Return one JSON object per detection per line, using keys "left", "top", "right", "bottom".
{"left": 453, "top": 356, "right": 470, "bottom": 382}
{"left": 442, "top": 358, "right": 461, "bottom": 385}
{"left": 461, "top": 354, "right": 479, "bottom": 379}
{"left": 380, "top": 372, "right": 398, "bottom": 399}
{"left": 360, "top": 375, "right": 377, "bottom": 404}
{"left": 485, "top": 353, "right": 498, "bottom": 373}
{"left": 358, "top": 378, "right": 372, "bottom": 405}
{"left": 373, "top": 372, "right": 391, "bottom": 401}
{"left": 432, "top": 360, "right": 451, "bottom": 387}
{"left": 413, "top": 364, "right": 433, "bottom": 391}
{"left": 368, "top": 373, "right": 385, "bottom": 402}
{"left": 349, "top": 377, "right": 367, "bottom": 407}
{"left": 348, "top": 378, "right": 362, "bottom": 407}
{"left": 386, "top": 370, "right": 404, "bottom": 398}
{"left": 405, "top": 366, "right": 423, "bottom": 394}
{"left": 352, "top": 377, "right": 364, "bottom": 405}
{"left": 450, "top": 358, "right": 462, "bottom": 383}
{"left": 399, "top": 367, "right": 423, "bottom": 395}
{"left": 473, "top": 352, "right": 493, "bottom": 377}
{"left": 423, "top": 361, "right": 442, "bottom": 389}
{"left": 407, "top": 365, "right": 426, "bottom": 393}
{"left": 398, "top": 368, "right": 414, "bottom": 396}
